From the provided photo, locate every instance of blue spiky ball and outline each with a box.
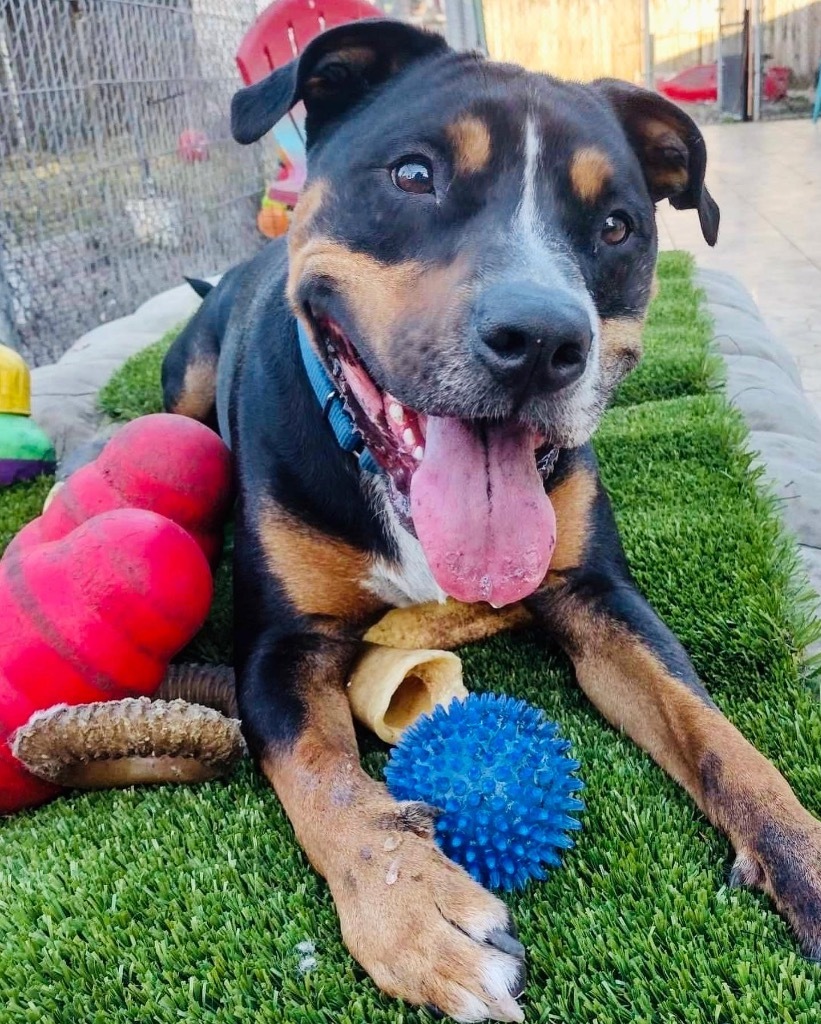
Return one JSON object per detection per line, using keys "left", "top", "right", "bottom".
{"left": 384, "top": 693, "right": 584, "bottom": 891}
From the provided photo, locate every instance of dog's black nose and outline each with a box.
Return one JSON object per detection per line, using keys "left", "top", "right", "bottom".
{"left": 473, "top": 284, "right": 593, "bottom": 393}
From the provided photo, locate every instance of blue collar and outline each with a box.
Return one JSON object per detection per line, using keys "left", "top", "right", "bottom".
{"left": 297, "top": 319, "right": 380, "bottom": 474}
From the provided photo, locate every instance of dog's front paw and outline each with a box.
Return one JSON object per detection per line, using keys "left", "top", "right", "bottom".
{"left": 329, "top": 801, "right": 526, "bottom": 1022}
{"left": 730, "top": 816, "right": 821, "bottom": 960}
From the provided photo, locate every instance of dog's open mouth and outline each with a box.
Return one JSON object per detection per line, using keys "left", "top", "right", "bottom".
{"left": 317, "top": 317, "right": 559, "bottom": 607}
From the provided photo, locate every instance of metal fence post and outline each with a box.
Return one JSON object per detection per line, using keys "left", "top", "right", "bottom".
{"left": 0, "top": 257, "right": 22, "bottom": 352}
{"left": 717, "top": 1, "right": 724, "bottom": 111}
{"left": 752, "top": 0, "right": 762, "bottom": 121}
{"left": 642, "top": 0, "right": 654, "bottom": 90}
{"left": 0, "top": 15, "right": 27, "bottom": 152}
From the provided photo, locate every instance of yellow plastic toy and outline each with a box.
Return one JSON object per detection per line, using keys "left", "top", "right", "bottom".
{"left": 0, "top": 344, "right": 56, "bottom": 486}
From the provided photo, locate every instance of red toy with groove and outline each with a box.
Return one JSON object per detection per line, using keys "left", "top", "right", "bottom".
{"left": 0, "top": 414, "right": 236, "bottom": 814}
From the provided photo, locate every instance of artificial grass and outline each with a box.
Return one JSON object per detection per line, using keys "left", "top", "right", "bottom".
{"left": 97, "top": 326, "right": 179, "bottom": 423}
{"left": 2, "top": 251, "right": 820, "bottom": 1023}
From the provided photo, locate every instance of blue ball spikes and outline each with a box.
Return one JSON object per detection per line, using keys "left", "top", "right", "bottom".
{"left": 385, "top": 693, "right": 584, "bottom": 891}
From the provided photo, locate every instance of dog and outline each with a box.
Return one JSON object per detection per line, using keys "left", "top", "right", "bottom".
{"left": 162, "top": 19, "right": 821, "bottom": 1022}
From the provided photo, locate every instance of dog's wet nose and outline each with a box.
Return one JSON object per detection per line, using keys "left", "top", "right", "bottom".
{"left": 473, "top": 285, "right": 592, "bottom": 393}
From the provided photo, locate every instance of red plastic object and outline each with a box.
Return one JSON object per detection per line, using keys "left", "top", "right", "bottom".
{"left": 178, "top": 129, "right": 210, "bottom": 163}
{"left": 659, "top": 62, "right": 792, "bottom": 105}
{"left": 236, "top": 0, "right": 383, "bottom": 86}
{"left": 764, "top": 65, "right": 790, "bottom": 102}
{"left": 0, "top": 509, "right": 214, "bottom": 814}
{"left": 658, "top": 64, "right": 718, "bottom": 104}
{"left": 6, "top": 414, "right": 232, "bottom": 565}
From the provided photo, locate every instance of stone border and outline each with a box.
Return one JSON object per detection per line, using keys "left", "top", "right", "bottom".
{"left": 697, "top": 268, "right": 821, "bottom": 614}
{"left": 28, "top": 266, "right": 821, "bottom": 613}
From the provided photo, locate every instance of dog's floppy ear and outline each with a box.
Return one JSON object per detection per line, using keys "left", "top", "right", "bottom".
{"left": 231, "top": 19, "right": 448, "bottom": 147}
{"left": 591, "top": 79, "right": 720, "bottom": 246}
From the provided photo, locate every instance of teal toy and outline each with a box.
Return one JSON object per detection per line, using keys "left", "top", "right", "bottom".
{"left": 0, "top": 344, "right": 56, "bottom": 486}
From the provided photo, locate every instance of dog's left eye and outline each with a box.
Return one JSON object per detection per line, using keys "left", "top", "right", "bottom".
{"left": 391, "top": 158, "right": 434, "bottom": 195}
{"left": 601, "top": 213, "right": 631, "bottom": 245}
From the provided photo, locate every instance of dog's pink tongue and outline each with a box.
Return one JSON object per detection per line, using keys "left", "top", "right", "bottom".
{"left": 410, "top": 417, "right": 556, "bottom": 607}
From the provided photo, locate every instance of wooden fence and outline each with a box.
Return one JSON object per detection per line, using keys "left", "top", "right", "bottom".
{"left": 481, "top": 0, "right": 821, "bottom": 83}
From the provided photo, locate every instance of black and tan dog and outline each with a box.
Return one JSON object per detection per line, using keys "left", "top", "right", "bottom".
{"left": 163, "top": 20, "right": 821, "bottom": 1022}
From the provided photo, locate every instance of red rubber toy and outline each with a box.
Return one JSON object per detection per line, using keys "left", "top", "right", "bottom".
{"left": 6, "top": 414, "right": 232, "bottom": 564}
{"left": 0, "top": 509, "right": 214, "bottom": 814}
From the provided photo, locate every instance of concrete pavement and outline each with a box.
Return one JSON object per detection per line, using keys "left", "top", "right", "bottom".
{"left": 657, "top": 118, "right": 821, "bottom": 417}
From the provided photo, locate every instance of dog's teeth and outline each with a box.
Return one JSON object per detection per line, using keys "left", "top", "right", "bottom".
{"left": 413, "top": 446, "right": 424, "bottom": 461}
{"left": 389, "top": 403, "right": 405, "bottom": 425}
{"left": 402, "top": 428, "right": 415, "bottom": 447}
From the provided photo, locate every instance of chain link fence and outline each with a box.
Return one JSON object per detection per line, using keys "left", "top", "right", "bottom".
{"left": 0, "top": 0, "right": 277, "bottom": 365}
{"left": 0, "top": 0, "right": 464, "bottom": 367}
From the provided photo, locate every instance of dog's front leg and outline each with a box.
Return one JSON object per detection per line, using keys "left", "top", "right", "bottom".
{"left": 237, "top": 627, "right": 526, "bottom": 1021}
{"left": 532, "top": 563, "right": 821, "bottom": 959}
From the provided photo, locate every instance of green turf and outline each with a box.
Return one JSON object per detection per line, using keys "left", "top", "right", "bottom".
{"left": 97, "top": 326, "right": 178, "bottom": 423}
{"left": 2, "top": 252, "right": 820, "bottom": 1023}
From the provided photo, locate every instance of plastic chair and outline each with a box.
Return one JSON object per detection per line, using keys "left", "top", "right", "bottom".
{"left": 236, "top": 0, "right": 384, "bottom": 207}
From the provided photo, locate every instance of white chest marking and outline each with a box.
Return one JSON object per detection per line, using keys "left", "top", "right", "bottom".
{"left": 365, "top": 483, "right": 446, "bottom": 608}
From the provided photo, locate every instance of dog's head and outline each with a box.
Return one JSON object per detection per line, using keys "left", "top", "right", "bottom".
{"left": 232, "top": 20, "right": 719, "bottom": 605}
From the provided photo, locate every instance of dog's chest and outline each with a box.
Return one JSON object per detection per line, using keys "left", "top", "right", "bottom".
{"left": 364, "top": 481, "right": 447, "bottom": 608}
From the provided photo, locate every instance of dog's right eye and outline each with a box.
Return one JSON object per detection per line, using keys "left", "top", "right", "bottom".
{"left": 391, "top": 158, "right": 434, "bottom": 195}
